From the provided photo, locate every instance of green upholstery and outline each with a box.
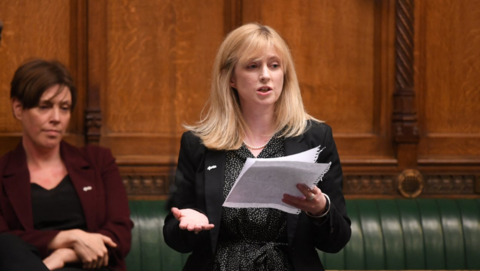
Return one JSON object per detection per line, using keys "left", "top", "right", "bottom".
{"left": 126, "top": 199, "right": 480, "bottom": 270}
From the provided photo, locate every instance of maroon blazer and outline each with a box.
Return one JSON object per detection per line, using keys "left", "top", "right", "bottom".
{"left": 0, "top": 141, "right": 133, "bottom": 271}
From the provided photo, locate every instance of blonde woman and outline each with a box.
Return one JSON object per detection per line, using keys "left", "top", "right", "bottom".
{"left": 164, "top": 23, "right": 351, "bottom": 271}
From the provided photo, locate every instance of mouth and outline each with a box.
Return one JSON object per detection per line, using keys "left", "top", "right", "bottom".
{"left": 43, "top": 130, "right": 61, "bottom": 135}
{"left": 257, "top": 86, "right": 272, "bottom": 93}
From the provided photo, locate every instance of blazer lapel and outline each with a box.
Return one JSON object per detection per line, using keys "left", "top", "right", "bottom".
{"left": 2, "top": 144, "right": 34, "bottom": 230}
{"left": 61, "top": 142, "right": 97, "bottom": 231}
{"left": 284, "top": 134, "right": 309, "bottom": 247}
{"left": 204, "top": 149, "right": 226, "bottom": 254}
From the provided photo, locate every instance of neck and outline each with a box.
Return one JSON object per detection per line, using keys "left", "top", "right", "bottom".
{"left": 22, "top": 137, "right": 62, "bottom": 168}
{"left": 241, "top": 105, "right": 276, "bottom": 145}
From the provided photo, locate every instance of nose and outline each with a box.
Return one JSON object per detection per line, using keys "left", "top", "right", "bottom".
{"left": 50, "top": 107, "right": 61, "bottom": 124}
{"left": 259, "top": 65, "right": 270, "bottom": 82}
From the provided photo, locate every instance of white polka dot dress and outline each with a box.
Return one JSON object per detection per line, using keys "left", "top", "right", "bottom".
{"left": 210, "top": 136, "right": 294, "bottom": 271}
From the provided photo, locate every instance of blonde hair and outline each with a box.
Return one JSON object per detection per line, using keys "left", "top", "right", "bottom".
{"left": 185, "top": 23, "right": 316, "bottom": 150}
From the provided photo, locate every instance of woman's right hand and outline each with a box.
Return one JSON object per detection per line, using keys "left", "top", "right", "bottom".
{"left": 171, "top": 207, "right": 214, "bottom": 233}
{"left": 43, "top": 248, "right": 78, "bottom": 270}
{"left": 49, "top": 229, "right": 117, "bottom": 269}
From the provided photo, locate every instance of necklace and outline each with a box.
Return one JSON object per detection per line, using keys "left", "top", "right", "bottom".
{"left": 243, "top": 139, "right": 270, "bottom": 150}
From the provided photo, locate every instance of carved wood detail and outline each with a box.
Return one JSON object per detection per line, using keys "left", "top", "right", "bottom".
{"left": 422, "top": 175, "right": 476, "bottom": 195}
{"left": 343, "top": 173, "right": 477, "bottom": 197}
{"left": 0, "top": 19, "right": 3, "bottom": 44}
{"left": 393, "top": 0, "right": 418, "bottom": 143}
{"left": 85, "top": 0, "right": 107, "bottom": 144}
{"left": 397, "top": 169, "right": 424, "bottom": 198}
{"left": 476, "top": 176, "right": 480, "bottom": 194}
{"left": 85, "top": 108, "right": 102, "bottom": 144}
{"left": 343, "top": 175, "right": 396, "bottom": 195}
{"left": 122, "top": 174, "right": 172, "bottom": 196}
{"left": 121, "top": 171, "right": 477, "bottom": 197}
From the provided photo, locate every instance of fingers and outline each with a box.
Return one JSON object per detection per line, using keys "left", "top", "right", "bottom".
{"left": 180, "top": 221, "right": 213, "bottom": 231}
{"left": 101, "top": 235, "right": 117, "bottom": 248}
{"left": 192, "top": 223, "right": 215, "bottom": 234}
{"left": 282, "top": 184, "right": 326, "bottom": 215}
{"left": 96, "top": 245, "right": 108, "bottom": 268}
{"left": 73, "top": 232, "right": 112, "bottom": 269}
{"left": 81, "top": 246, "right": 108, "bottom": 269}
{"left": 297, "top": 183, "right": 318, "bottom": 199}
{"left": 179, "top": 221, "right": 215, "bottom": 233}
{"left": 283, "top": 184, "right": 319, "bottom": 202}
{"left": 202, "top": 224, "right": 215, "bottom": 231}
{"left": 102, "top": 253, "right": 109, "bottom": 268}
{"left": 82, "top": 255, "right": 95, "bottom": 270}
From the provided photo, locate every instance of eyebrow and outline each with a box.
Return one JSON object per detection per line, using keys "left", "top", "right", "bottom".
{"left": 38, "top": 100, "right": 53, "bottom": 105}
{"left": 247, "top": 55, "right": 281, "bottom": 63}
{"left": 38, "top": 99, "right": 72, "bottom": 106}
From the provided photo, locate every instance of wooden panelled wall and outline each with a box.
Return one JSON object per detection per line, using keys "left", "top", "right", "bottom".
{"left": 0, "top": 0, "right": 479, "bottom": 199}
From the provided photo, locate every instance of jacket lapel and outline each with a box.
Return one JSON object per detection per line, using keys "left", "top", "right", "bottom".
{"left": 60, "top": 142, "right": 98, "bottom": 231}
{"left": 2, "top": 144, "right": 34, "bottom": 230}
{"left": 284, "top": 134, "right": 308, "bottom": 247}
{"left": 204, "top": 149, "right": 226, "bottom": 254}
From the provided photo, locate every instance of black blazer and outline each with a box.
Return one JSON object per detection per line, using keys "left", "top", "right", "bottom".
{"left": 163, "top": 121, "right": 351, "bottom": 271}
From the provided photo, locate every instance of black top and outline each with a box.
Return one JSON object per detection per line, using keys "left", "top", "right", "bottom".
{"left": 211, "top": 135, "right": 293, "bottom": 271}
{"left": 31, "top": 175, "right": 87, "bottom": 231}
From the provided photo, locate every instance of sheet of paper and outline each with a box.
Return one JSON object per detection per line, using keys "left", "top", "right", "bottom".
{"left": 235, "top": 145, "right": 325, "bottom": 183}
{"left": 223, "top": 146, "right": 331, "bottom": 214}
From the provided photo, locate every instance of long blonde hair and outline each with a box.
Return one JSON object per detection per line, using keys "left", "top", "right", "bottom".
{"left": 185, "top": 23, "right": 316, "bottom": 150}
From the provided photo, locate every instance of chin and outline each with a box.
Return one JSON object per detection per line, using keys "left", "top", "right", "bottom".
{"left": 37, "top": 139, "right": 62, "bottom": 150}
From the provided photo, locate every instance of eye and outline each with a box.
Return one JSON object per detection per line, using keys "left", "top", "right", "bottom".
{"left": 246, "top": 63, "right": 258, "bottom": 69}
{"left": 271, "top": 63, "right": 281, "bottom": 69}
{"left": 61, "top": 106, "right": 71, "bottom": 111}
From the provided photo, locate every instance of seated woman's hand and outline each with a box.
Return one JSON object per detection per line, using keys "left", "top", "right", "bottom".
{"left": 43, "top": 248, "right": 78, "bottom": 270}
{"left": 171, "top": 207, "right": 215, "bottom": 234}
{"left": 49, "top": 229, "right": 117, "bottom": 269}
{"left": 69, "top": 230, "right": 117, "bottom": 269}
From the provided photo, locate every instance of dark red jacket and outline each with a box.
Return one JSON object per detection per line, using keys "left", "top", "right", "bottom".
{"left": 0, "top": 141, "right": 133, "bottom": 271}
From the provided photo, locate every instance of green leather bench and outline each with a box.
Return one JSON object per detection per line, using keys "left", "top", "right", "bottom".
{"left": 126, "top": 199, "right": 480, "bottom": 270}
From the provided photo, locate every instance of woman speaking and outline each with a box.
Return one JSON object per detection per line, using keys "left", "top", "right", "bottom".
{"left": 164, "top": 23, "right": 351, "bottom": 271}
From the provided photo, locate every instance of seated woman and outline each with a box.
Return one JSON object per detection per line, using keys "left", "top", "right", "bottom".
{"left": 164, "top": 23, "right": 351, "bottom": 270}
{"left": 0, "top": 59, "right": 133, "bottom": 271}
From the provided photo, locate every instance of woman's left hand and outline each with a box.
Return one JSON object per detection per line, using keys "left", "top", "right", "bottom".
{"left": 282, "top": 184, "right": 327, "bottom": 216}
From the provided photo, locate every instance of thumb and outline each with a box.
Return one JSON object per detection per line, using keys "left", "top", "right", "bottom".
{"left": 171, "top": 207, "right": 182, "bottom": 220}
{"left": 101, "top": 235, "right": 117, "bottom": 247}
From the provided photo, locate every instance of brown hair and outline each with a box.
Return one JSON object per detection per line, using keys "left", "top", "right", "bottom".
{"left": 10, "top": 59, "right": 77, "bottom": 111}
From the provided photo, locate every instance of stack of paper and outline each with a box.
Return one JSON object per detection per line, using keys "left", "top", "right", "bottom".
{"left": 223, "top": 146, "right": 331, "bottom": 214}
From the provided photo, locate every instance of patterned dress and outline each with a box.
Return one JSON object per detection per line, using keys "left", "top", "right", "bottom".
{"left": 211, "top": 136, "right": 294, "bottom": 271}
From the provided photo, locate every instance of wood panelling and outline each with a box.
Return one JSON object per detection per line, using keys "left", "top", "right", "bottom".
{"left": 86, "top": 0, "right": 106, "bottom": 144}
{"left": 0, "top": 0, "right": 479, "bottom": 198}
{"left": 417, "top": 0, "right": 480, "bottom": 166}
{"left": 0, "top": 0, "right": 85, "bottom": 154}
{"left": 100, "top": 0, "right": 225, "bottom": 163}
{"left": 242, "top": 0, "right": 397, "bottom": 164}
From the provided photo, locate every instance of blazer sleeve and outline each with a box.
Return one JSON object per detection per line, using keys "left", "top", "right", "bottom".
{"left": 0, "top": 201, "right": 60, "bottom": 258}
{"left": 0, "top": 154, "right": 60, "bottom": 257}
{"left": 90, "top": 147, "right": 134, "bottom": 266}
{"left": 310, "top": 124, "right": 352, "bottom": 253}
{"left": 163, "top": 132, "right": 207, "bottom": 253}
